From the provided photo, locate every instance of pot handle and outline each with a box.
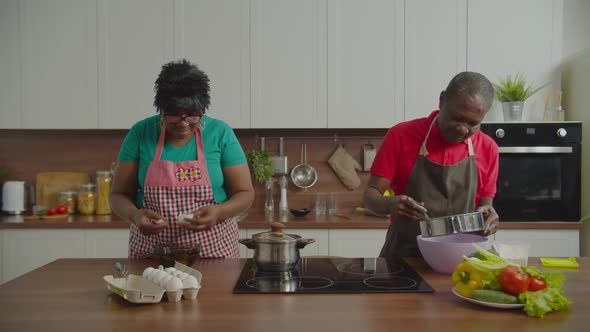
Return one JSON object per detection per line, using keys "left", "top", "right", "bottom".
{"left": 297, "top": 238, "right": 316, "bottom": 249}
{"left": 238, "top": 238, "right": 255, "bottom": 249}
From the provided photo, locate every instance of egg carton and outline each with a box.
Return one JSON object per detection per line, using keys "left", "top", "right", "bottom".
{"left": 104, "top": 261, "right": 202, "bottom": 304}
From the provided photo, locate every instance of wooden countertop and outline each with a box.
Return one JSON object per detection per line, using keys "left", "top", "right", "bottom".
{"left": 0, "top": 210, "right": 582, "bottom": 230}
{"left": 0, "top": 257, "right": 587, "bottom": 331}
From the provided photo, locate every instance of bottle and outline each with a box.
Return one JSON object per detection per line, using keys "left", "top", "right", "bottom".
{"left": 278, "top": 175, "right": 288, "bottom": 211}
{"left": 264, "top": 178, "right": 275, "bottom": 212}
{"left": 57, "top": 191, "right": 77, "bottom": 215}
{"left": 78, "top": 183, "right": 96, "bottom": 215}
{"left": 96, "top": 170, "right": 112, "bottom": 215}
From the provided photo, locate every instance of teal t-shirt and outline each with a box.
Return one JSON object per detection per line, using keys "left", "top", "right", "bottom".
{"left": 117, "top": 114, "right": 246, "bottom": 207}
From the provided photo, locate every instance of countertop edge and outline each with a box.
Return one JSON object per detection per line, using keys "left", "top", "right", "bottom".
{"left": 0, "top": 212, "right": 582, "bottom": 230}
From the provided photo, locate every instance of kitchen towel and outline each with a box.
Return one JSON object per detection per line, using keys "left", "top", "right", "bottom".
{"left": 328, "top": 145, "right": 362, "bottom": 190}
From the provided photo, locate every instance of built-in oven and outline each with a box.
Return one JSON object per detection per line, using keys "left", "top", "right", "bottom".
{"left": 480, "top": 122, "right": 582, "bottom": 222}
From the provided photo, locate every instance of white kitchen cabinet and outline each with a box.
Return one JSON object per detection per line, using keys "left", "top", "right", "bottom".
{"left": 20, "top": 0, "right": 98, "bottom": 129}
{"left": 0, "top": 0, "right": 21, "bottom": 129}
{"left": 404, "top": 0, "right": 467, "bottom": 121}
{"left": 178, "top": 0, "right": 251, "bottom": 129}
{"left": 493, "top": 229, "right": 579, "bottom": 257}
{"left": 1, "top": 229, "right": 86, "bottom": 283}
{"left": 85, "top": 229, "right": 129, "bottom": 258}
{"left": 238, "top": 228, "right": 249, "bottom": 258}
{"left": 329, "top": 229, "right": 385, "bottom": 258}
{"left": 97, "top": 0, "right": 175, "bottom": 129}
{"left": 467, "top": 0, "right": 562, "bottom": 122}
{"left": 246, "top": 228, "right": 329, "bottom": 257}
{"left": 327, "top": 0, "right": 404, "bottom": 128}
{"left": 250, "top": 0, "right": 327, "bottom": 128}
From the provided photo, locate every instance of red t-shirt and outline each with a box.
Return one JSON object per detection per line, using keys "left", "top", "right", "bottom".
{"left": 370, "top": 111, "right": 499, "bottom": 207}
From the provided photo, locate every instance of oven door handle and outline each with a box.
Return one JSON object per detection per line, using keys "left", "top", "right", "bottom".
{"left": 498, "top": 146, "right": 573, "bottom": 153}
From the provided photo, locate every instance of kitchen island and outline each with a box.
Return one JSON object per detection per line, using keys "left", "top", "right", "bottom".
{"left": 0, "top": 257, "right": 587, "bottom": 332}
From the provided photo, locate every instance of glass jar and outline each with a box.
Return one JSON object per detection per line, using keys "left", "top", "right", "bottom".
{"left": 96, "top": 170, "right": 112, "bottom": 215}
{"left": 78, "top": 183, "right": 96, "bottom": 215}
{"left": 57, "top": 191, "right": 77, "bottom": 215}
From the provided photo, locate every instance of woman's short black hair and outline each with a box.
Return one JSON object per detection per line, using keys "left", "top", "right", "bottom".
{"left": 153, "top": 59, "right": 210, "bottom": 114}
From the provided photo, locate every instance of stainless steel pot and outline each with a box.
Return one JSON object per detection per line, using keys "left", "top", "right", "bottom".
{"left": 419, "top": 211, "right": 484, "bottom": 237}
{"left": 238, "top": 222, "right": 315, "bottom": 272}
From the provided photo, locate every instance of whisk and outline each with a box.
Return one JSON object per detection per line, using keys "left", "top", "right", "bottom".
{"left": 112, "top": 262, "right": 129, "bottom": 279}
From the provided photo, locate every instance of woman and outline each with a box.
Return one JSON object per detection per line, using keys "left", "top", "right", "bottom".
{"left": 111, "top": 59, "right": 254, "bottom": 258}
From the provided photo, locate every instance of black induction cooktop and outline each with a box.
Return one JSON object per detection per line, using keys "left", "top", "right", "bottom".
{"left": 232, "top": 257, "right": 434, "bottom": 294}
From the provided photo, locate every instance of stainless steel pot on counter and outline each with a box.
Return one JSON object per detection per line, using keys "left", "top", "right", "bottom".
{"left": 239, "top": 222, "right": 315, "bottom": 272}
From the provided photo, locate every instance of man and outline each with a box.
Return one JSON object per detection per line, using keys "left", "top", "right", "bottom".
{"left": 363, "top": 71, "right": 500, "bottom": 259}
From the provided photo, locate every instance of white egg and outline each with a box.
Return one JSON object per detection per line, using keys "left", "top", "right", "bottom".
{"left": 158, "top": 265, "right": 164, "bottom": 271}
{"left": 142, "top": 267, "right": 154, "bottom": 279}
{"left": 159, "top": 274, "right": 173, "bottom": 288}
{"left": 182, "top": 275, "right": 199, "bottom": 288}
{"left": 165, "top": 277, "right": 183, "bottom": 292}
{"left": 164, "top": 267, "right": 176, "bottom": 274}
{"left": 147, "top": 270, "right": 159, "bottom": 282}
{"left": 177, "top": 272, "right": 189, "bottom": 280}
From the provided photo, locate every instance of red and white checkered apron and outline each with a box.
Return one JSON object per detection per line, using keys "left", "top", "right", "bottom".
{"left": 128, "top": 126, "right": 240, "bottom": 259}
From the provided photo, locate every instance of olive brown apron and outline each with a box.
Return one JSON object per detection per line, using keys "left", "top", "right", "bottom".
{"left": 379, "top": 115, "right": 478, "bottom": 259}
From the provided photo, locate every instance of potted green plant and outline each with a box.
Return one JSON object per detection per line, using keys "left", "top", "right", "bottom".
{"left": 247, "top": 149, "right": 275, "bottom": 211}
{"left": 493, "top": 73, "right": 549, "bottom": 122}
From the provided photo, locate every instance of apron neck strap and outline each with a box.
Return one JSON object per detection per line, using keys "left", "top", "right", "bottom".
{"left": 154, "top": 121, "right": 205, "bottom": 161}
{"left": 420, "top": 115, "right": 438, "bottom": 156}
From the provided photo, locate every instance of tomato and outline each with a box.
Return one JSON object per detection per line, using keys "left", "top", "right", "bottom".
{"left": 47, "top": 209, "right": 57, "bottom": 216}
{"left": 528, "top": 276, "right": 548, "bottom": 292}
{"left": 499, "top": 265, "right": 530, "bottom": 295}
{"left": 56, "top": 205, "right": 68, "bottom": 215}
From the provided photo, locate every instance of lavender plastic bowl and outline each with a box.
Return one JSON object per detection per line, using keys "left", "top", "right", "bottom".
{"left": 417, "top": 234, "right": 490, "bottom": 275}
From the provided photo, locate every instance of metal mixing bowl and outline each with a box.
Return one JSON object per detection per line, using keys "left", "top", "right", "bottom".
{"left": 419, "top": 211, "right": 484, "bottom": 237}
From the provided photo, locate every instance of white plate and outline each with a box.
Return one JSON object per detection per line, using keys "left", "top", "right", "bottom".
{"left": 451, "top": 287, "right": 524, "bottom": 309}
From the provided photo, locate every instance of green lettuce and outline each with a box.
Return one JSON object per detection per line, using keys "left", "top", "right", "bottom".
{"left": 521, "top": 265, "right": 565, "bottom": 289}
{"left": 518, "top": 288, "right": 572, "bottom": 318}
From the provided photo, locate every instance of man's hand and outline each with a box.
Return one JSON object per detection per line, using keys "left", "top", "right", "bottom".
{"left": 392, "top": 195, "right": 428, "bottom": 220}
{"left": 179, "top": 205, "right": 222, "bottom": 232}
{"left": 132, "top": 209, "right": 168, "bottom": 236}
{"left": 477, "top": 205, "right": 499, "bottom": 235}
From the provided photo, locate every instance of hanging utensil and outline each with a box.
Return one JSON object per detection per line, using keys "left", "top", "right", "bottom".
{"left": 290, "top": 143, "right": 317, "bottom": 191}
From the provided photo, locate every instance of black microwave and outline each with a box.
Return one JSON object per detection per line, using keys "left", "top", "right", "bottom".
{"left": 480, "top": 122, "right": 582, "bottom": 222}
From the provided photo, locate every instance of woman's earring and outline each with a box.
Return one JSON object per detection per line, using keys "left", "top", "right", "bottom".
{"left": 160, "top": 116, "right": 164, "bottom": 127}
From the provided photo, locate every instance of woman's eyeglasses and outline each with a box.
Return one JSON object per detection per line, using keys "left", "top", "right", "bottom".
{"left": 164, "top": 113, "right": 202, "bottom": 125}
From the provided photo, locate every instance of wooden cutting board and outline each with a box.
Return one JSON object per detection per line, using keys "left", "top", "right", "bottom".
{"left": 36, "top": 172, "right": 91, "bottom": 207}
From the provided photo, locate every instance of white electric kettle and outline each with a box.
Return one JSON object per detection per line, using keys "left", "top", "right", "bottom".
{"left": 2, "top": 181, "right": 35, "bottom": 215}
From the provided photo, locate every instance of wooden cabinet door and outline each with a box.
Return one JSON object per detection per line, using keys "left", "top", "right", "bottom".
{"left": 467, "top": 0, "right": 561, "bottom": 122}
{"left": 179, "top": 0, "right": 251, "bottom": 129}
{"left": 20, "top": 0, "right": 98, "bottom": 129}
{"left": 405, "top": 0, "right": 467, "bottom": 121}
{"left": 327, "top": 0, "right": 404, "bottom": 128}
{"left": 250, "top": 0, "right": 327, "bottom": 128}
{"left": 97, "top": 0, "right": 175, "bottom": 129}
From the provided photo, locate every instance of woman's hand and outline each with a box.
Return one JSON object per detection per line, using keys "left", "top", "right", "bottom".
{"left": 392, "top": 195, "right": 428, "bottom": 220}
{"left": 477, "top": 204, "right": 499, "bottom": 235}
{"left": 132, "top": 209, "right": 168, "bottom": 236}
{"left": 179, "top": 205, "right": 222, "bottom": 232}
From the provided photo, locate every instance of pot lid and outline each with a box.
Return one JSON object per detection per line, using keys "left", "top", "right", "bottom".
{"left": 252, "top": 222, "right": 298, "bottom": 243}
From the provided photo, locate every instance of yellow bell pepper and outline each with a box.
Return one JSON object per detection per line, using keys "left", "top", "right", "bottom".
{"left": 452, "top": 262, "right": 483, "bottom": 298}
